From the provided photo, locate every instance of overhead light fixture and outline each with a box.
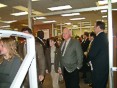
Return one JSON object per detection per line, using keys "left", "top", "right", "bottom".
{"left": 102, "top": 15, "right": 107, "bottom": 18}
{"left": 112, "top": 9, "right": 117, "bottom": 11}
{"left": 43, "top": 20, "right": 56, "bottom": 23}
{"left": 11, "top": 12, "right": 28, "bottom": 16}
{"left": 97, "top": 0, "right": 117, "bottom": 6}
{"left": 0, "top": 25, "right": 10, "bottom": 28}
{"left": 61, "top": 13, "right": 80, "bottom": 16}
{"left": 35, "top": 17, "right": 46, "bottom": 20}
{"left": 65, "top": 23, "right": 71, "bottom": 25}
{"left": 32, "top": 0, "right": 40, "bottom": 1}
{"left": 48, "top": 5, "right": 72, "bottom": 11}
{"left": 3, "top": 20, "right": 17, "bottom": 23}
{"left": 101, "top": 10, "right": 107, "bottom": 13}
{"left": 0, "top": 3, "right": 7, "bottom": 8}
{"left": 70, "top": 17, "right": 85, "bottom": 20}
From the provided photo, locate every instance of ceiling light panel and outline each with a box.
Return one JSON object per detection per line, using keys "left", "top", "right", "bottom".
{"left": 70, "top": 17, "right": 85, "bottom": 20}
{"left": 48, "top": 5, "right": 72, "bottom": 11}
{"left": 11, "top": 12, "right": 28, "bottom": 16}
{"left": 61, "top": 13, "right": 80, "bottom": 16}
{"left": 0, "top": 3, "right": 7, "bottom": 8}
{"left": 43, "top": 20, "right": 56, "bottom": 23}
{"left": 35, "top": 17, "right": 46, "bottom": 20}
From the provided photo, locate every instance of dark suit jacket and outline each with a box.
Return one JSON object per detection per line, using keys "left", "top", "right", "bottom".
{"left": 17, "top": 39, "right": 45, "bottom": 76}
{"left": 45, "top": 47, "right": 60, "bottom": 73}
{"left": 59, "top": 38, "right": 83, "bottom": 72}
{"left": 88, "top": 32, "right": 109, "bottom": 88}
{"left": 81, "top": 38, "right": 90, "bottom": 52}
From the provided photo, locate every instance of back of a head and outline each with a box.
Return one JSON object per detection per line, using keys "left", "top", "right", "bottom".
{"left": 37, "top": 30, "right": 44, "bottom": 39}
{"left": 21, "top": 27, "right": 32, "bottom": 34}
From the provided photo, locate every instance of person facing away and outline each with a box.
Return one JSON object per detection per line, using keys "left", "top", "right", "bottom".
{"left": 0, "top": 38, "right": 22, "bottom": 88}
{"left": 58, "top": 28, "right": 83, "bottom": 88}
{"left": 45, "top": 37, "right": 60, "bottom": 88}
{"left": 18, "top": 27, "right": 45, "bottom": 88}
{"left": 88, "top": 21, "right": 109, "bottom": 88}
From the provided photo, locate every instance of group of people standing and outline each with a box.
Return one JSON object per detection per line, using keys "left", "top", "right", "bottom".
{"left": 0, "top": 20, "right": 109, "bottom": 88}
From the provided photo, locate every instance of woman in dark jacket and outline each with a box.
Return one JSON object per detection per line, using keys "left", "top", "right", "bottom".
{"left": 45, "top": 37, "right": 60, "bottom": 88}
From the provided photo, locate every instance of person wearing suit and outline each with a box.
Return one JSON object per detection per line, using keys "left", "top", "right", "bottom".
{"left": 0, "top": 38, "right": 22, "bottom": 88}
{"left": 17, "top": 27, "right": 45, "bottom": 88}
{"left": 58, "top": 28, "right": 83, "bottom": 88}
{"left": 45, "top": 37, "right": 60, "bottom": 88}
{"left": 88, "top": 21, "right": 109, "bottom": 88}
{"left": 36, "top": 30, "right": 46, "bottom": 55}
{"left": 81, "top": 32, "right": 90, "bottom": 79}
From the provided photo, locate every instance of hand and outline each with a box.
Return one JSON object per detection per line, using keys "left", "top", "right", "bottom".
{"left": 58, "top": 67, "right": 62, "bottom": 74}
{"left": 46, "top": 70, "right": 49, "bottom": 73}
{"left": 39, "top": 75, "right": 44, "bottom": 82}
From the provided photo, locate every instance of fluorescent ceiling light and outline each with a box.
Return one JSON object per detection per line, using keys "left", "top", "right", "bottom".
{"left": 11, "top": 12, "right": 28, "bottom": 16}
{"left": 3, "top": 20, "right": 17, "bottom": 23}
{"left": 43, "top": 20, "right": 56, "bottom": 23}
{"left": 13, "top": 6, "right": 43, "bottom": 15}
{"left": 0, "top": 25, "right": 10, "bottom": 28}
{"left": 101, "top": 10, "right": 107, "bottom": 13}
{"left": 35, "top": 17, "right": 46, "bottom": 20}
{"left": 48, "top": 5, "right": 72, "bottom": 11}
{"left": 70, "top": 17, "right": 85, "bottom": 20}
{"left": 61, "top": 13, "right": 80, "bottom": 16}
{"left": 102, "top": 15, "right": 107, "bottom": 18}
{"left": 97, "top": 0, "right": 117, "bottom": 5}
{"left": 112, "top": 9, "right": 117, "bottom": 11}
{"left": 32, "top": 0, "right": 40, "bottom": 1}
{"left": 65, "top": 23, "right": 71, "bottom": 25}
{"left": 0, "top": 3, "right": 7, "bottom": 8}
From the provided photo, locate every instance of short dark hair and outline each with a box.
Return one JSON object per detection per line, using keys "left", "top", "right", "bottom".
{"left": 21, "top": 27, "right": 32, "bottom": 34}
{"left": 84, "top": 32, "right": 89, "bottom": 37}
{"left": 96, "top": 21, "right": 105, "bottom": 30}
{"left": 90, "top": 32, "right": 96, "bottom": 38}
{"left": 37, "top": 30, "right": 44, "bottom": 39}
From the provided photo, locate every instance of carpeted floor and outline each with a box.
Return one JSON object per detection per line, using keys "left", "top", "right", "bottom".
{"left": 42, "top": 72, "right": 91, "bottom": 88}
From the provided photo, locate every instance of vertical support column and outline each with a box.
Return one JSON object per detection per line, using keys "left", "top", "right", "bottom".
{"left": 28, "top": 0, "right": 38, "bottom": 88}
{"left": 28, "top": 0, "right": 32, "bottom": 29}
{"left": 108, "top": 0, "right": 114, "bottom": 88}
{"left": 52, "top": 24, "right": 54, "bottom": 37}
{"left": 60, "top": 23, "right": 63, "bottom": 35}
{"left": 80, "top": 22, "right": 82, "bottom": 36}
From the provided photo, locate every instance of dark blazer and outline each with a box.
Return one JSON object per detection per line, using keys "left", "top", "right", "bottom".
{"left": 59, "top": 38, "right": 83, "bottom": 72}
{"left": 0, "top": 55, "right": 21, "bottom": 88}
{"left": 88, "top": 32, "right": 109, "bottom": 88}
{"left": 45, "top": 47, "right": 60, "bottom": 73}
{"left": 18, "top": 40, "right": 45, "bottom": 76}
{"left": 81, "top": 38, "right": 90, "bottom": 52}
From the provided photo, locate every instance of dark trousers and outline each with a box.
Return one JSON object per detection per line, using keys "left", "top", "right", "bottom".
{"left": 63, "top": 68, "right": 80, "bottom": 88}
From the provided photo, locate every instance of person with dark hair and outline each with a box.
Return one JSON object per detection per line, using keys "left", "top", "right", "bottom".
{"left": 81, "top": 32, "right": 90, "bottom": 79}
{"left": 36, "top": 30, "right": 46, "bottom": 54}
{"left": 0, "top": 38, "right": 22, "bottom": 88}
{"left": 88, "top": 21, "right": 109, "bottom": 88}
{"left": 45, "top": 37, "right": 60, "bottom": 88}
{"left": 18, "top": 27, "right": 45, "bottom": 88}
{"left": 84, "top": 32, "right": 96, "bottom": 86}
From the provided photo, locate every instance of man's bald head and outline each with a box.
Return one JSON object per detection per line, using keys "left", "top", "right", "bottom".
{"left": 62, "top": 28, "right": 72, "bottom": 41}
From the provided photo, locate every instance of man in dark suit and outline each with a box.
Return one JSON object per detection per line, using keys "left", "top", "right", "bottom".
{"left": 88, "top": 21, "right": 109, "bottom": 88}
{"left": 18, "top": 27, "right": 45, "bottom": 88}
{"left": 58, "top": 28, "right": 83, "bottom": 88}
{"left": 36, "top": 30, "right": 46, "bottom": 54}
